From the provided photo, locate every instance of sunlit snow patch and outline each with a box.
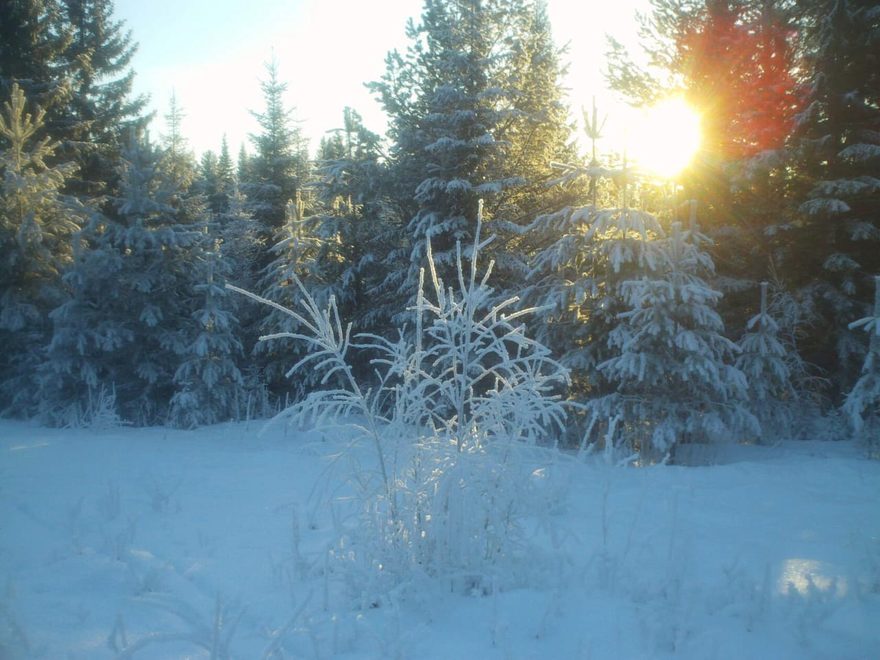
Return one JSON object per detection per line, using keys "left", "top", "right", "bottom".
{"left": 778, "top": 558, "right": 848, "bottom": 596}
{"left": 9, "top": 441, "right": 51, "bottom": 451}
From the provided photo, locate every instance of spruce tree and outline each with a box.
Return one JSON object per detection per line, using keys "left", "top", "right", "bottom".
{"left": 245, "top": 58, "right": 309, "bottom": 246}
{"left": 194, "top": 137, "right": 237, "bottom": 215}
{"left": 311, "top": 108, "right": 388, "bottom": 322}
{"left": 160, "top": 91, "right": 195, "bottom": 188}
{"left": 170, "top": 241, "right": 245, "bottom": 428}
{"left": 43, "top": 136, "right": 203, "bottom": 424}
{"left": 520, "top": 109, "right": 647, "bottom": 415}
{"left": 298, "top": 108, "right": 394, "bottom": 384}
{"left": 212, "top": 135, "right": 235, "bottom": 212}
{"left": 253, "top": 193, "right": 324, "bottom": 396}
{"left": 54, "top": 0, "right": 149, "bottom": 197}
{"left": 0, "top": 83, "right": 85, "bottom": 414}
{"left": 195, "top": 149, "right": 220, "bottom": 212}
{"left": 2, "top": 0, "right": 148, "bottom": 201}
{"left": 0, "top": 0, "right": 71, "bottom": 105}
{"left": 236, "top": 143, "right": 251, "bottom": 183}
{"left": 217, "top": 183, "right": 258, "bottom": 292}
{"left": 239, "top": 58, "right": 311, "bottom": 397}
{"left": 523, "top": 174, "right": 664, "bottom": 396}
{"left": 215, "top": 181, "right": 267, "bottom": 408}
{"left": 369, "top": 0, "right": 576, "bottom": 325}
{"left": 844, "top": 276, "right": 880, "bottom": 455}
{"left": 374, "top": 0, "right": 511, "bottom": 302}
{"left": 588, "top": 216, "right": 756, "bottom": 461}
{"left": 787, "top": 0, "right": 880, "bottom": 395}
{"left": 217, "top": 135, "right": 234, "bottom": 188}
{"left": 735, "top": 281, "right": 798, "bottom": 441}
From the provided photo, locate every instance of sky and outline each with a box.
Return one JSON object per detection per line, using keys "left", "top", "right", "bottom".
{"left": 114, "top": 0, "right": 647, "bottom": 158}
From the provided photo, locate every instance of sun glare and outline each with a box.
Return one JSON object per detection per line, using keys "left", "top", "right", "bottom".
{"left": 629, "top": 98, "right": 702, "bottom": 179}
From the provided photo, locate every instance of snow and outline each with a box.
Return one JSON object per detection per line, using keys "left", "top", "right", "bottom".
{"left": 2, "top": 420, "right": 878, "bottom": 659}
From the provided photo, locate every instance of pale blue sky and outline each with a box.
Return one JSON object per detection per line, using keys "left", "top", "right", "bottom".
{"left": 114, "top": 0, "right": 645, "bottom": 157}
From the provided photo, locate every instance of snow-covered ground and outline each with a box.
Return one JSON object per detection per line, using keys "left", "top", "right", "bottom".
{"left": 2, "top": 419, "right": 878, "bottom": 659}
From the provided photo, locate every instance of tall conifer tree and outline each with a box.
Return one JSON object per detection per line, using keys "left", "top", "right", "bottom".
{"left": 43, "top": 136, "right": 204, "bottom": 424}
{"left": 170, "top": 241, "right": 246, "bottom": 428}
{"left": 605, "top": 0, "right": 806, "bottom": 374}
{"left": 787, "top": 0, "right": 880, "bottom": 394}
{"left": 245, "top": 58, "right": 309, "bottom": 245}
{"left": 0, "top": 84, "right": 85, "bottom": 414}
{"left": 0, "top": 0, "right": 70, "bottom": 105}
{"left": 589, "top": 219, "right": 756, "bottom": 460}
{"left": 55, "top": 0, "right": 149, "bottom": 197}
{"left": 369, "top": 0, "right": 576, "bottom": 325}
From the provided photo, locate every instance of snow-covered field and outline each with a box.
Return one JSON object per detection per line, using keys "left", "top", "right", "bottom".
{"left": 2, "top": 419, "right": 878, "bottom": 659}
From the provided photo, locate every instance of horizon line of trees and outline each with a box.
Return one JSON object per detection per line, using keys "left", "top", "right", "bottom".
{"left": 1, "top": 0, "right": 877, "bottom": 456}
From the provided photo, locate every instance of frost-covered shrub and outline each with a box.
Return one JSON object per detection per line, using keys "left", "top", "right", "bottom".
{"left": 230, "top": 201, "right": 569, "bottom": 592}
{"left": 54, "top": 385, "right": 124, "bottom": 431}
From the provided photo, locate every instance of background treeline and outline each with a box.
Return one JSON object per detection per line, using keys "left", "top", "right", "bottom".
{"left": 1, "top": 0, "right": 878, "bottom": 452}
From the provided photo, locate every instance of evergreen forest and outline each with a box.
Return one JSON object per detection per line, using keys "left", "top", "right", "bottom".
{"left": 2, "top": 0, "right": 879, "bottom": 458}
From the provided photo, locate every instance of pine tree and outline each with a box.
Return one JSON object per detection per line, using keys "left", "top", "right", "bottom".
{"left": 605, "top": 0, "right": 806, "bottom": 366}
{"left": 606, "top": 0, "right": 803, "bottom": 168}
{"left": 486, "top": 2, "right": 582, "bottom": 274}
{"left": 714, "top": 1, "right": 805, "bottom": 305}
{"left": 588, "top": 216, "right": 756, "bottom": 461}
{"left": 0, "top": 83, "right": 85, "bottom": 414}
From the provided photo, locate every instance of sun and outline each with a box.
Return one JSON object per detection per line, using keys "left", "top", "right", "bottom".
{"left": 629, "top": 98, "right": 702, "bottom": 179}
